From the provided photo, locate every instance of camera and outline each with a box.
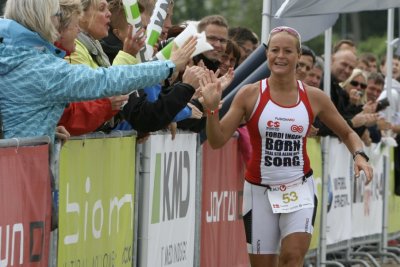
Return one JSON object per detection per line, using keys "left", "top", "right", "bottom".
{"left": 376, "top": 98, "right": 390, "bottom": 112}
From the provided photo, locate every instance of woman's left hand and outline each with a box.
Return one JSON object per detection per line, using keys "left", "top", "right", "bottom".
{"left": 123, "top": 25, "right": 146, "bottom": 57}
{"left": 217, "top": 67, "right": 235, "bottom": 92}
{"left": 55, "top": 126, "right": 70, "bottom": 145}
{"left": 354, "top": 155, "right": 373, "bottom": 185}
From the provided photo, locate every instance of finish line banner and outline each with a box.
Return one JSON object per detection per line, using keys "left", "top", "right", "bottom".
{"left": 0, "top": 144, "right": 51, "bottom": 267}
{"left": 58, "top": 137, "right": 136, "bottom": 267}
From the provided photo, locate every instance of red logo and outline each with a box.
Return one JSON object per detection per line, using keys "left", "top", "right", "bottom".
{"left": 291, "top": 125, "right": 304, "bottom": 133}
{"left": 280, "top": 185, "right": 286, "bottom": 191}
{"left": 267, "top": 121, "right": 280, "bottom": 128}
{"left": 273, "top": 204, "right": 280, "bottom": 208}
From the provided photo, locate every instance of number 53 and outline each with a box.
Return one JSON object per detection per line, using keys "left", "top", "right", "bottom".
{"left": 282, "top": 192, "right": 298, "bottom": 203}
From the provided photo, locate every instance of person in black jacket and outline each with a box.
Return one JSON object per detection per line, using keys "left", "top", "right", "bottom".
{"left": 121, "top": 65, "right": 205, "bottom": 133}
{"left": 315, "top": 49, "right": 362, "bottom": 137}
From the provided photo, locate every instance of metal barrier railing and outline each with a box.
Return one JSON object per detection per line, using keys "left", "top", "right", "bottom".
{"left": 2, "top": 133, "right": 400, "bottom": 267}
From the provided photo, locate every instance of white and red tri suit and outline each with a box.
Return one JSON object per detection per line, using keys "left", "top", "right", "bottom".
{"left": 245, "top": 78, "right": 314, "bottom": 185}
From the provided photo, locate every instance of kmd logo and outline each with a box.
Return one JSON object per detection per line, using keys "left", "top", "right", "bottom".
{"left": 151, "top": 151, "right": 191, "bottom": 224}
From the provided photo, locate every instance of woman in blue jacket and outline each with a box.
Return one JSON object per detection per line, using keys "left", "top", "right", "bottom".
{"left": 0, "top": 0, "right": 196, "bottom": 141}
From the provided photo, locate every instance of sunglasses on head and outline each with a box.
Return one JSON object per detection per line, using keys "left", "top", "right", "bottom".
{"left": 270, "top": 26, "right": 301, "bottom": 40}
{"left": 350, "top": 80, "right": 367, "bottom": 89}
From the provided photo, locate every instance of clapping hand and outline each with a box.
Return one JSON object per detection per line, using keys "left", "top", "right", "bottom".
{"left": 199, "top": 70, "right": 222, "bottom": 111}
{"left": 170, "top": 36, "right": 197, "bottom": 72}
{"left": 123, "top": 25, "right": 146, "bottom": 57}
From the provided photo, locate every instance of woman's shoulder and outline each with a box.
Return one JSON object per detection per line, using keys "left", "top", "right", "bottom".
{"left": 304, "top": 83, "right": 327, "bottom": 98}
{"left": 66, "top": 40, "right": 98, "bottom": 68}
{"left": 237, "top": 81, "right": 260, "bottom": 96}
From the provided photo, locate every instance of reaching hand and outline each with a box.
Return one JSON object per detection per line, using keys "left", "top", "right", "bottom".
{"left": 217, "top": 67, "right": 234, "bottom": 91}
{"left": 109, "top": 95, "right": 129, "bottom": 110}
{"left": 188, "top": 103, "right": 203, "bottom": 119}
{"left": 182, "top": 65, "right": 206, "bottom": 89}
{"left": 362, "top": 101, "right": 378, "bottom": 113}
{"left": 168, "top": 122, "right": 177, "bottom": 140}
{"left": 170, "top": 36, "right": 197, "bottom": 72}
{"left": 307, "top": 125, "right": 319, "bottom": 137}
{"left": 199, "top": 70, "right": 222, "bottom": 111}
{"left": 354, "top": 155, "right": 373, "bottom": 185}
{"left": 55, "top": 126, "right": 70, "bottom": 145}
{"left": 123, "top": 25, "right": 146, "bottom": 57}
{"left": 349, "top": 89, "right": 361, "bottom": 106}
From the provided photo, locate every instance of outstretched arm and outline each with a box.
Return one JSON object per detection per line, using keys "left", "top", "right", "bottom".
{"left": 309, "top": 87, "right": 373, "bottom": 184}
{"left": 202, "top": 70, "right": 247, "bottom": 149}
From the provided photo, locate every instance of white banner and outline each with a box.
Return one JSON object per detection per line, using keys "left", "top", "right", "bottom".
{"left": 146, "top": 133, "right": 197, "bottom": 266}
{"left": 351, "top": 144, "right": 385, "bottom": 238}
{"left": 326, "top": 138, "right": 352, "bottom": 245}
{"left": 275, "top": 0, "right": 400, "bottom": 17}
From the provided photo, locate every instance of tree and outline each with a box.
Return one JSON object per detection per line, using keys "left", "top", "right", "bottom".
{"left": 173, "top": 0, "right": 262, "bottom": 38}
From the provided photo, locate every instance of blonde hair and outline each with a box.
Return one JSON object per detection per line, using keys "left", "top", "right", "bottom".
{"left": 267, "top": 26, "right": 301, "bottom": 53}
{"left": 79, "top": 0, "right": 101, "bottom": 32}
{"left": 340, "top": 68, "right": 368, "bottom": 105}
{"left": 80, "top": 0, "right": 100, "bottom": 11}
{"left": 4, "top": 0, "right": 60, "bottom": 42}
{"left": 59, "top": 0, "right": 83, "bottom": 31}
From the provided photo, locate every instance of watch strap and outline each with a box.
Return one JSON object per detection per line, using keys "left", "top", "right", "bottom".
{"left": 353, "top": 150, "right": 369, "bottom": 162}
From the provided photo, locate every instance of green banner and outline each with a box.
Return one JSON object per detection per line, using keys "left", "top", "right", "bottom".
{"left": 57, "top": 136, "right": 136, "bottom": 267}
{"left": 308, "top": 138, "right": 322, "bottom": 250}
{"left": 388, "top": 148, "right": 400, "bottom": 233}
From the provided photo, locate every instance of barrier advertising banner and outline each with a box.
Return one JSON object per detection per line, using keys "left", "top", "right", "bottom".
{"left": 351, "top": 143, "right": 384, "bottom": 238}
{"left": 387, "top": 147, "right": 400, "bottom": 234}
{"left": 58, "top": 137, "right": 136, "bottom": 267}
{"left": 0, "top": 145, "right": 51, "bottom": 267}
{"left": 201, "top": 138, "right": 249, "bottom": 267}
{"left": 307, "top": 138, "right": 322, "bottom": 250}
{"left": 326, "top": 138, "right": 352, "bottom": 245}
{"left": 145, "top": 133, "right": 196, "bottom": 267}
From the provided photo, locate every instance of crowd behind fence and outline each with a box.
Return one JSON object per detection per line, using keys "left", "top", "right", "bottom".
{"left": 0, "top": 131, "right": 399, "bottom": 267}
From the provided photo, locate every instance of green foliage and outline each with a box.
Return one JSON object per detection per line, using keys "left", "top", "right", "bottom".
{"left": 357, "top": 35, "right": 387, "bottom": 59}
{"left": 305, "top": 33, "right": 388, "bottom": 59}
{"left": 173, "top": 0, "right": 262, "bottom": 39}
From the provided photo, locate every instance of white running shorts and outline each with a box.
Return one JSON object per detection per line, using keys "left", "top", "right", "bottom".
{"left": 243, "top": 177, "right": 318, "bottom": 254}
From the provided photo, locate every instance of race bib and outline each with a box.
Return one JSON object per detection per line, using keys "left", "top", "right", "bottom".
{"left": 267, "top": 180, "right": 314, "bottom": 213}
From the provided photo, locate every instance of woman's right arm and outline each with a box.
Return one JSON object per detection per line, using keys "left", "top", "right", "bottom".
{"left": 42, "top": 37, "right": 197, "bottom": 102}
{"left": 202, "top": 71, "right": 250, "bottom": 149}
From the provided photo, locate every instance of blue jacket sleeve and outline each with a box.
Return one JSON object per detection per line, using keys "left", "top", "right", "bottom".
{"left": 173, "top": 106, "right": 192, "bottom": 122}
{"left": 38, "top": 56, "right": 175, "bottom": 103}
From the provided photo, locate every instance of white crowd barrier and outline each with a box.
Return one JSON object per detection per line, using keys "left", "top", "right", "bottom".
{"left": 1, "top": 132, "right": 400, "bottom": 266}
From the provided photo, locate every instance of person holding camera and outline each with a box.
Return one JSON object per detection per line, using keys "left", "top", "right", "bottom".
{"left": 340, "top": 69, "right": 381, "bottom": 145}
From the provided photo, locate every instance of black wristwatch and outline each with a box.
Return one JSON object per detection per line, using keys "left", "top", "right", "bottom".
{"left": 353, "top": 150, "right": 369, "bottom": 162}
